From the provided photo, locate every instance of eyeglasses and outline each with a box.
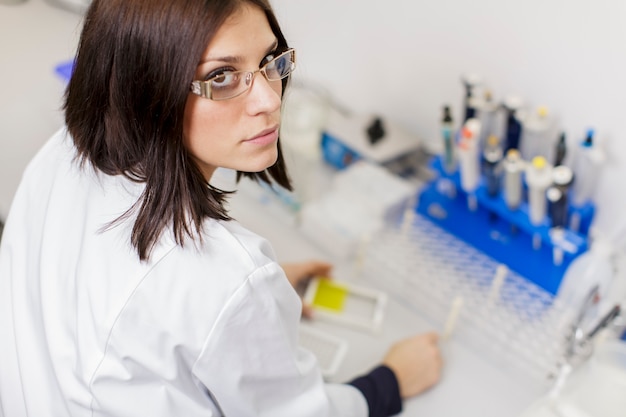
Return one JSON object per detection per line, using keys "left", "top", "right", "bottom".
{"left": 190, "top": 48, "right": 296, "bottom": 101}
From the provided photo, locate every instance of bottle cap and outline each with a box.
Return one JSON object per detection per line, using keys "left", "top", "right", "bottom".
{"left": 506, "top": 149, "right": 521, "bottom": 161}
{"left": 547, "top": 186, "right": 563, "bottom": 203}
{"left": 553, "top": 165, "right": 574, "bottom": 187}
{"left": 486, "top": 135, "right": 499, "bottom": 148}
{"left": 532, "top": 155, "right": 547, "bottom": 170}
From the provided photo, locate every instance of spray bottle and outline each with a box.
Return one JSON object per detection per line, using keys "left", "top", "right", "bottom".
{"left": 570, "top": 129, "right": 605, "bottom": 232}
{"left": 461, "top": 74, "right": 482, "bottom": 122}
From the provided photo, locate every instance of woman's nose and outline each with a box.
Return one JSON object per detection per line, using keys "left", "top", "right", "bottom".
{"left": 245, "top": 73, "right": 282, "bottom": 115}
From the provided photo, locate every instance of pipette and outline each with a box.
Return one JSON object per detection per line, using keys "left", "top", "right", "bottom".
{"left": 503, "top": 149, "right": 524, "bottom": 211}
{"left": 525, "top": 156, "right": 553, "bottom": 249}
{"left": 483, "top": 135, "right": 503, "bottom": 198}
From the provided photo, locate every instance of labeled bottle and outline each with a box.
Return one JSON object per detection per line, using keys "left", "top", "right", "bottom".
{"left": 572, "top": 129, "right": 604, "bottom": 207}
{"left": 482, "top": 135, "right": 503, "bottom": 197}
{"left": 502, "top": 95, "right": 524, "bottom": 153}
{"left": 526, "top": 156, "right": 553, "bottom": 249}
{"left": 457, "top": 118, "right": 482, "bottom": 211}
{"left": 440, "top": 105, "right": 456, "bottom": 174}
{"left": 478, "top": 90, "right": 502, "bottom": 150}
{"left": 520, "top": 106, "right": 553, "bottom": 161}
{"left": 553, "top": 132, "right": 567, "bottom": 166}
{"left": 548, "top": 165, "right": 574, "bottom": 228}
{"left": 461, "top": 73, "right": 482, "bottom": 122}
{"left": 503, "top": 149, "right": 524, "bottom": 210}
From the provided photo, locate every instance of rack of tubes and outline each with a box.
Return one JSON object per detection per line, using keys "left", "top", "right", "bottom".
{"left": 357, "top": 209, "right": 576, "bottom": 388}
{"left": 415, "top": 153, "right": 593, "bottom": 296}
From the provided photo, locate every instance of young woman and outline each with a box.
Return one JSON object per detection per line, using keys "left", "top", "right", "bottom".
{"left": 0, "top": 0, "right": 442, "bottom": 416}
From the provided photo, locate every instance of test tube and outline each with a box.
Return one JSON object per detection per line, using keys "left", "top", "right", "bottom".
{"left": 503, "top": 149, "right": 524, "bottom": 211}
{"left": 483, "top": 135, "right": 503, "bottom": 197}
{"left": 525, "top": 156, "right": 553, "bottom": 249}
{"left": 442, "top": 296, "right": 464, "bottom": 342}
{"left": 457, "top": 118, "right": 482, "bottom": 211}
{"left": 488, "top": 264, "right": 508, "bottom": 306}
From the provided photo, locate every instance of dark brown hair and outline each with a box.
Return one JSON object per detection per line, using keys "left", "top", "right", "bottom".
{"left": 64, "top": 0, "right": 292, "bottom": 261}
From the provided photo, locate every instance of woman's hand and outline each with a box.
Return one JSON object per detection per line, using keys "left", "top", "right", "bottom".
{"left": 281, "top": 260, "right": 333, "bottom": 319}
{"left": 382, "top": 332, "right": 443, "bottom": 398}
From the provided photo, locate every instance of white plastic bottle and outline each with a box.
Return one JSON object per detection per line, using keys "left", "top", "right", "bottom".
{"left": 457, "top": 118, "right": 482, "bottom": 211}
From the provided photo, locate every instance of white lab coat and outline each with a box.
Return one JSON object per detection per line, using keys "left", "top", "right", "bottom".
{"left": 0, "top": 128, "right": 368, "bottom": 417}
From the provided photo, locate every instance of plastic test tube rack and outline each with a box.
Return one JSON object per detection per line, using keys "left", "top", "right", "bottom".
{"left": 415, "top": 155, "right": 594, "bottom": 295}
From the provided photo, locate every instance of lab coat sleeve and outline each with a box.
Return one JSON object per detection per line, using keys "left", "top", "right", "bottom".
{"left": 192, "top": 262, "right": 369, "bottom": 417}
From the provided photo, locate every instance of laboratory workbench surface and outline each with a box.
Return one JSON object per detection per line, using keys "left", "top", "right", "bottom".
{"left": 228, "top": 180, "right": 547, "bottom": 417}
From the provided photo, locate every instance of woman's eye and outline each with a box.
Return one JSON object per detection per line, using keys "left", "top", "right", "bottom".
{"left": 208, "top": 71, "right": 240, "bottom": 90}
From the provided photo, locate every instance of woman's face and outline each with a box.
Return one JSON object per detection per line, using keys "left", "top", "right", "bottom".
{"left": 183, "top": 3, "right": 283, "bottom": 180}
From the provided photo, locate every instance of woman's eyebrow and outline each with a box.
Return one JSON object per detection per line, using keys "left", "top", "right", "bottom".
{"left": 199, "top": 39, "right": 279, "bottom": 65}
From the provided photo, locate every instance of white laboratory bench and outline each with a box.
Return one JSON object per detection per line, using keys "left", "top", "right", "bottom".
{"left": 228, "top": 181, "right": 546, "bottom": 417}
{"left": 0, "top": 1, "right": 547, "bottom": 415}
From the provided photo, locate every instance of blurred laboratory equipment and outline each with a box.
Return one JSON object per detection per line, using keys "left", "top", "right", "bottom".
{"left": 477, "top": 90, "right": 504, "bottom": 151}
{"left": 440, "top": 105, "right": 456, "bottom": 174}
{"left": 299, "top": 160, "right": 415, "bottom": 259}
{"left": 502, "top": 149, "right": 524, "bottom": 211}
{"left": 519, "top": 106, "right": 555, "bottom": 162}
{"left": 571, "top": 129, "right": 605, "bottom": 202}
{"left": 553, "top": 132, "right": 567, "bottom": 167}
{"left": 280, "top": 84, "right": 333, "bottom": 206}
{"left": 461, "top": 73, "right": 482, "bottom": 122}
{"left": 525, "top": 156, "right": 553, "bottom": 247}
{"left": 502, "top": 95, "right": 524, "bottom": 153}
{"left": 547, "top": 165, "right": 573, "bottom": 229}
{"left": 457, "top": 118, "right": 482, "bottom": 211}
{"left": 570, "top": 129, "right": 605, "bottom": 233}
{"left": 482, "top": 135, "right": 503, "bottom": 198}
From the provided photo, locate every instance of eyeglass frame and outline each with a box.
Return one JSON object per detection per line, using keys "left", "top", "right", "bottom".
{"left": 189, "top": 48, "right": 296, "bottom": 101}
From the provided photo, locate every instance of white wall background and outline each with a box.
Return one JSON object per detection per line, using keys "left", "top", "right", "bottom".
{"left": 271, "top": 0, "right": 626, "bottom": 239}
{"left": 1, "top": 0, "right": 625, "bottom": 239}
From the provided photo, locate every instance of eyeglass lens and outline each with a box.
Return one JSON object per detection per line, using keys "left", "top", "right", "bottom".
{"left": 208, "top": 49, "right": 295, "bottom": 100}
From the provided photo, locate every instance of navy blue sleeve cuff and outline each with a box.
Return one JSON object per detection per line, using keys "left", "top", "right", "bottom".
{"left": 348, "top": 365, "right": 402, "bottom": 417}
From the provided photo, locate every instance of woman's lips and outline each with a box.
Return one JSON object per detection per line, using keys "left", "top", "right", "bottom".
{"left": 245, "top": 126, "right": 279, "bottom": 146}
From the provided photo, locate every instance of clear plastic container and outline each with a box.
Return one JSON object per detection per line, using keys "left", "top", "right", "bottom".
{"left": 556, "top": 340, "right": 626, "bottom": 417}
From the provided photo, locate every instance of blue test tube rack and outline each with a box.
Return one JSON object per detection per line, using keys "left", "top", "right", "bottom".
{"left": 416, "top": 156, "right": 594, "bottom": 295}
